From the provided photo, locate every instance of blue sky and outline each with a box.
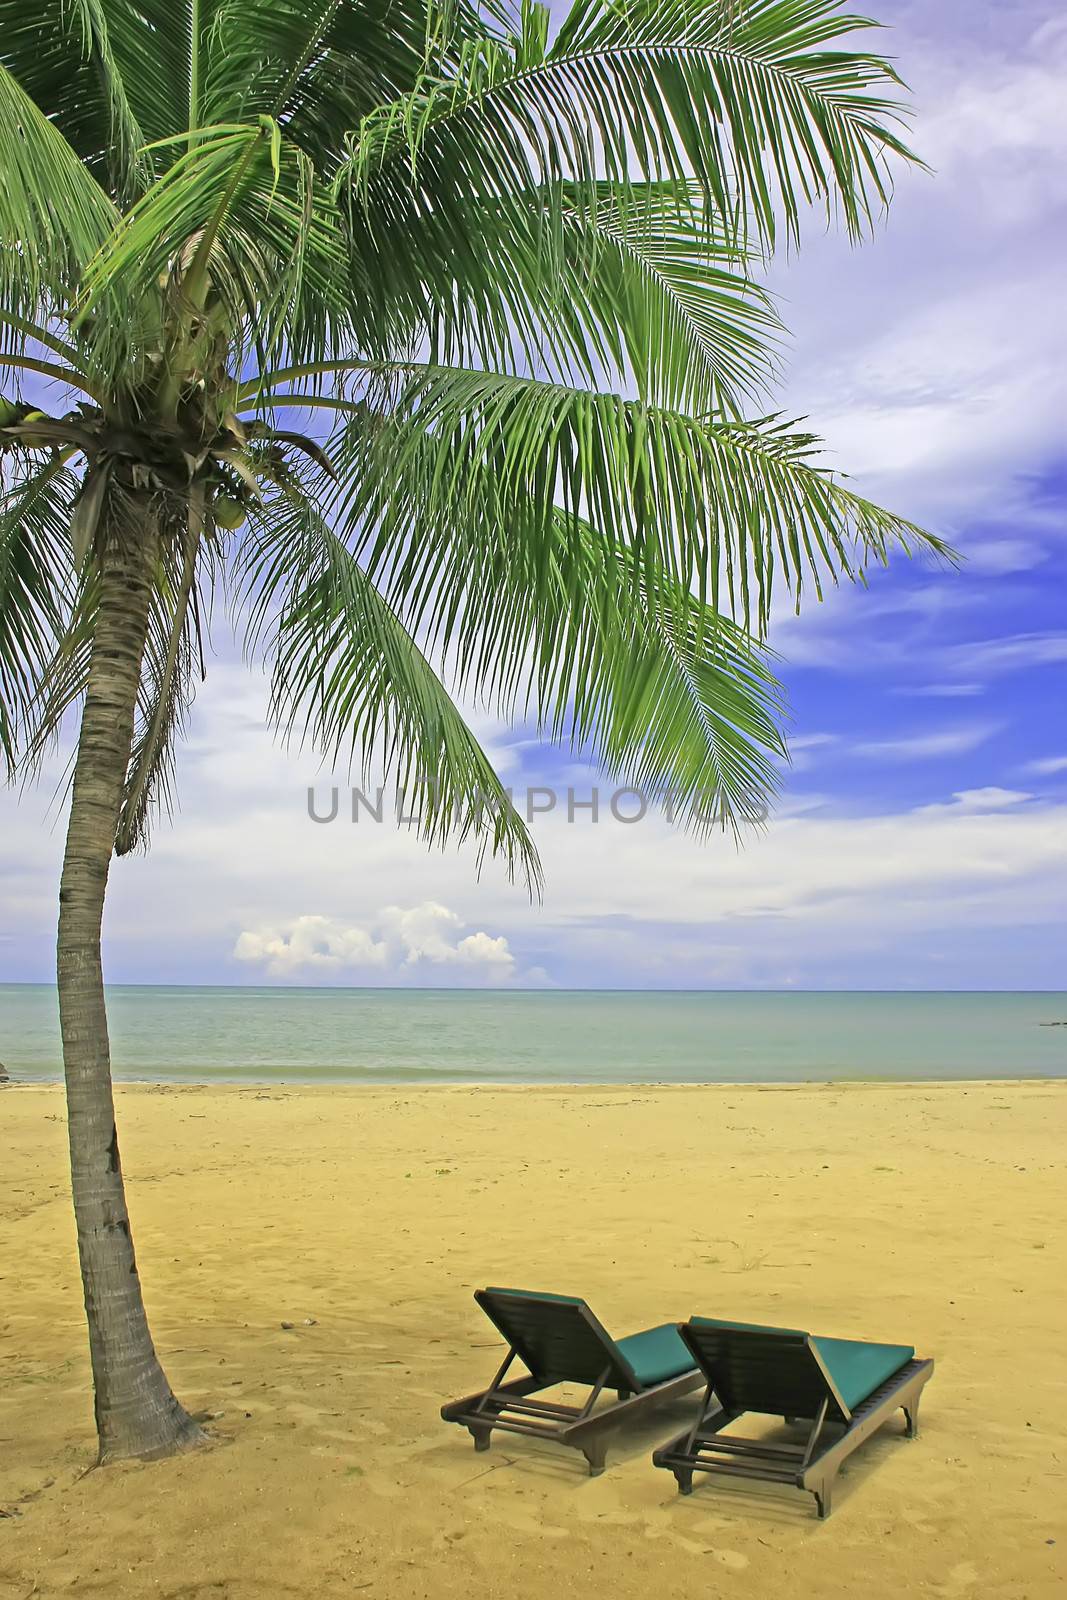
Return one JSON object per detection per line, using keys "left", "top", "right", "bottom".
{"left": 2, "top": 0, "right": 1065, "bottom": 990}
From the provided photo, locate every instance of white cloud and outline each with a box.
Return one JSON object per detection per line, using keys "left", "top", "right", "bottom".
{"left": 930, "top": 787, "right": 1032, "bottom": 812}
{"left": 378, "top": 901, "right": 515, "bottom": 975}
{"left": 965, "top": 539, "right": 1050, "bottom": 576}
{"left": 786, "top": 732, "right": 839, "bottom": 772}
{"left": 234, "top": 916, "right": 388, "bottom": 976}
{"left": 917, "top": 13, "right": 1067, "bottom": 202}
{"left": 943, "top": 633, "right": 1067, "bottom": 677}
{"left": 521, "top": 785, "right": 1067, "bottom": 946}
{"left": 5, "top": 672, "right": 1066, "bottom": 988}
{"left": 900, "top": 684, "right": 985, "bottom": 699}
{"left": 234, "top": 901, "right": 517, "bottom": 983}
{"left": 769, "top": 615, "right": 1067, "bottom": 685}
{"left": 1023, "top": 755, "right": 1067, "bottom": 777}
{"left": 761, "top": 7, "right": 1067, "bottom": 529}
{"left": 852, "top": 724, "right": 998, "bottom": 760}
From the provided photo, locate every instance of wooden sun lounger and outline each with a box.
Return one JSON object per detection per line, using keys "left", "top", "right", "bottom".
{"left": 441, "top": 1288, "right": 703, "bottom": 1475}
{"left": 652, "top": 1316, "right": 934, "bottom": 1518}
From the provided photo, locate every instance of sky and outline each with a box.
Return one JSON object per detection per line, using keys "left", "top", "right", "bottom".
{"left": 2, "top": 0, "right": 1065, "bottom": 991}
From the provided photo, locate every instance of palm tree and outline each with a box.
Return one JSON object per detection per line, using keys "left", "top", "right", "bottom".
{"left": 1, "top": 0, "right": 943, "bottom": 1463}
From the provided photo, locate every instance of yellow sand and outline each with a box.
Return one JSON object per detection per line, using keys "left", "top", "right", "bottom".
{"left": 2, "top": 1080, "right": 1065, "bottom": 1599}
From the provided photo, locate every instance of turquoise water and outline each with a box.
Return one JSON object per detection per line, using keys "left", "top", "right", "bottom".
{"left": 1, "top": 985, "right": 1065, "bottom": 1084}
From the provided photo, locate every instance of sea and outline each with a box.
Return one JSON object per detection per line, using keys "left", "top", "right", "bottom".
{"left": 1, "top": 985, "right": 1065, "bottom": 1085}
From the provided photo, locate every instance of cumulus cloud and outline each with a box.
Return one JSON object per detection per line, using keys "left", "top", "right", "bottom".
{"left": 378, "top": 901, "right": 515, "bottom": 975}
{"left": 233, "top": 916, "right": 388, "bottom": 976}
{"left": 234, "top": 901, "right": 516, "bottom": 983}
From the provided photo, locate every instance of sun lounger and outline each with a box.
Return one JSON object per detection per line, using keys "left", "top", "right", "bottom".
{"left": 441, "top": 1287, "right": 703, "bottom": 1475}
{"left": 652, "top": 1316, "right": 934, "bottom": 1517}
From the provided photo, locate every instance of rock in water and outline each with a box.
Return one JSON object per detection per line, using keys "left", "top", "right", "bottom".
{"left": 0, "top": 1062, "right": 9, "bottom": 1083}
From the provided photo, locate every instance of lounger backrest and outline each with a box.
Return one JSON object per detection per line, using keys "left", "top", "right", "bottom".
{"left": 681, "top": 1317, "right": 850, "bottom": 1422}
{"left": 478, "top": 1288, "right": 637, "bottom": 1389}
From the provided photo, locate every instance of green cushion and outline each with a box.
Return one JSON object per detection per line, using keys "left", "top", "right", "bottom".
{"left": 688, "top": 1317, "right": 914, "bottom": 1413}
{"left": 811, "top": 1336, "right": 914, "bottom": 1410}
{"left": 615, "top": 1323, "right": 696, "bottom": 1386}
{"left": 690, "top": 1315, "right": 808, "bottom": 1338}
{"left": 484, "top": 1287, "right": 584, "bottom": 1306}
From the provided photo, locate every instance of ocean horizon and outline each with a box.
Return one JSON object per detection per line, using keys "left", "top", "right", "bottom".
{"left": 2, "top": 983, "right": 1065, "bottom": 1085}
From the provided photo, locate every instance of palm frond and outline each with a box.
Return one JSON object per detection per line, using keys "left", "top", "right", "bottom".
{"left": 66, "top": 0, "right": 150, "bottom": 201}
{"left": 200, "top": 0, "right": 442, "bottom": 141}
{"left": 335, "top": 363, "right": 946, "bottom": 639}
{"left": 1, "top": 0, "right": 940, "bottom": 875}
{"left": 0, "top": 458, "right": 82, "bottom": 772}
{"left": 0, "top": 1, "right": 183, "bottom": 186}
{"left": 421, "top": 499, "right": 789, "bottom": 831}
{"left": 115, "top": 501, "right": 210, "bottom": 855}
{"left": 233, "top": 483, "right": 542, "bottom": 890}
{"left": 407, "top": 179, "right": 782, "bottom": 404}
{"left": 78, "top": 121, "right": 349, "bottom": 377}
{"left": 329, "top": 0, "right": 919, "bottom": 368}
{"left": 338, "top": 0, "right": 918, "bottom": 292}
{"left": 554, "top": 182, "right": 783, "bottom": 410}
{"left": 0, "top": 61, "right": 117, "bottom": 317}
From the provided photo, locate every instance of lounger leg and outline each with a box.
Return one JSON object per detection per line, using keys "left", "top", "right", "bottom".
{"left": 810, "top": 1459, "right": 840, "bottom": 1520}
{"left": 582, "top": 1440, "right": 607, "bottom": 1477}
{"left": 468, "top": 1423, "right": 492, "bottom": 1453}
{"left": 674, "top": 1468, "right": 694, "bottom": 1496}
{"left": 903, "top": 1401, "right": 920, "bottom": 1439}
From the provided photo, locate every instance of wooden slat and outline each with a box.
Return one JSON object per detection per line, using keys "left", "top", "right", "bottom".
{"left": 696, "top": 1436, "right": 806, "bottom": 1460}
{"left": 495, "top": 1397, "right": 582, "bottom": 1420}
{"left": 475, "top": 1290, "right": 633, "bottom": 1388}
{"left": 690, "top": 1459, "right": 798, "bottom": 1484}
{"left": 465, "top": 1414, "right": 562, "bottom": 1440}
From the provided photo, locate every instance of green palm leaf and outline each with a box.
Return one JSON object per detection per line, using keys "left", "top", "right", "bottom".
{"left": 235, "top": 485, "right": 542, "bottom": 888}
{"left": 557, "top": 184, "right": 783, "bottom": 409}
{"left": 78, "top": 122, "right": 349, "bottom": 382}
{"left": 2, "top": 0, "right": 945, "bottom": 860}
{"left": 115, "top": 507, "right": 214, "bottom": 855}
{"left": 337, "top": 0, "right": 919, "bottom": 368}
{"left": 0, "top": 61, "right": 117, "bottom": 316}
{"left": 427, "top": 503, "right": 789, "bottom": 831}
{"left": 428, "top": 181, "right": 783, "bottom": 406}
{"left": 0, "top": 459, "right": 82, "bottom": 771}
{"left": 335, "top": 362, "right": 946, "bottom": 639}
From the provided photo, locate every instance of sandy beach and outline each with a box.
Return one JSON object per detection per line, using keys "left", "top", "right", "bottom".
{"left": 2, "top": 1079, "right": 1065, "bottom": 1599}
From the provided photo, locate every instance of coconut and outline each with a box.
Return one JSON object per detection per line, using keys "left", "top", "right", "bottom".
{"left": 14, "top": 409, "right": 55, "bottom": 448}
{"left": 213, "top": 496, "right": 248, "bottom": 530}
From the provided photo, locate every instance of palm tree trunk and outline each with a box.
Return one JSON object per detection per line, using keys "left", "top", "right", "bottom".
{"left": 57, "top": 502, "right": 204, "bottom": 1462}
